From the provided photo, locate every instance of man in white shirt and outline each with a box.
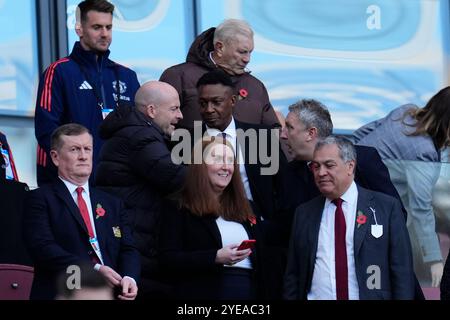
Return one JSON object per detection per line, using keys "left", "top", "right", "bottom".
{"left": 195, "top": 69, "right": 288, "bottom": 299}
{"left": 24, "top": 123, "right": 140, "bottom": 300}
{"left": 195, "top": 69, "right": 286, "bottom": 222}
{"left": 284, "top": 135, "right": 415, "bottom": 300}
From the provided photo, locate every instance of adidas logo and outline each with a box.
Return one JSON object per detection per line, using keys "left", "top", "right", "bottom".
{"left": 79, "top": 81, "right": 93, "bottom": 90}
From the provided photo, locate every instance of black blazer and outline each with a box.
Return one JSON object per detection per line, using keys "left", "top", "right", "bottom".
{"left": 23, "top": 179, "right": 140, "bottom": 299}
{"left": 280, "top": 145, "right": 424, "bottom": 299}
{"left": 284, "top": 186, "right": 415, "bottom": 300}
{"left": 282, "top": 145, "right": 406, "bottom": 228}
{"left": 0, "top": 179, "right": 32, "bottom": 265}
{"left": 158, "top": 201, "right": 269, "bottom": 299}
{"left": 235, "top": 120, "right": 287, "bottom": 221}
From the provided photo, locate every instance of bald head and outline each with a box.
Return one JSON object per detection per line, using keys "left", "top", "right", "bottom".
{"left": 135, "top": 81, "right": 179, "bottom": 110}
{"left": 135, "top": 81, "right": 182, "bottom": 136}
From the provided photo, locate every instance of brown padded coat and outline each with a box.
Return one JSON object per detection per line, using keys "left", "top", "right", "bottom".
{"left": 159, "top": 27, "right": 280, "bottom": 130}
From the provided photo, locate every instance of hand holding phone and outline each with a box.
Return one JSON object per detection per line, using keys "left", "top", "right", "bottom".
{"left": 237, "top": 239, "right": 256, "bottom": 251}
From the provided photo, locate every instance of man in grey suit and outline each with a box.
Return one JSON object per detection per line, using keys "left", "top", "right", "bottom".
{"left": 284, "top": 136, "right": 415, "bottom": 300}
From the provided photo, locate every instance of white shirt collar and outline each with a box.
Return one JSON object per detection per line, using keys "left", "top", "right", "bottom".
{"left": 59, "top": 177, "right": 90, "bottom": 196}
{"left": 205, "top": 117, "right": 236, "bottom": 139}
{"left": 324, "top": 181, "right": 358, "bottom": 208}
{"left": 209, "top": 51, "right": 217, "bottom": 66}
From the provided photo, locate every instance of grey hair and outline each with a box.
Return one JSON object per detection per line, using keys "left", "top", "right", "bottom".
{"left": 315, "top": 135, "right": 357, "bottom": 164}
{"left": 288, "top": 99, "right": 333, "bottom": 138}
{"left": 213, "top": 19, "right": 254, "bottom": 46}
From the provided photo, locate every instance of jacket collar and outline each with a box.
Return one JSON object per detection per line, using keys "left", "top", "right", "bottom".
{"left": 53, "top": 178, "right": 88, "bottom": 235}
{"left": 70, "top": 41, "right": 114, "bottom": 69}
{"left": 199, "top": 215, "right": 222, "bottom": 247}
{"left": 135, "top": 109, "right": 167, "bottom": 139}
{"left": 309, "top": 186, "right": 373, "bottom": 257}
{"left": 186, "top": 28, "right": 251, "bottom": 75}
{"left": 354, "top": 186, "right": 373, "bottom": 256}
{"left": 52, "top": 179, "right": 107, "bottom": 252}
{"left": 89, "top": 187, "right": 108, "bottom": 255}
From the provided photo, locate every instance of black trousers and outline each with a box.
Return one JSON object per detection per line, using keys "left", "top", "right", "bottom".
{"left": 218, "top": 267, "right": 256, "bottom": 300}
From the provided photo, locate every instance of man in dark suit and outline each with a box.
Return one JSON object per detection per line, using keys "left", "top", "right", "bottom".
{"left": 280, "top": 99, "right": 424, "bottom": 299}
{"left": 185, "top": 69, "right": 286, "bottom": 299}
{"left": 284, "top": 136, "right": 415, "bottom": 299}
{"left": 24, "top": 123, "right": 140, "bottom": 300}
{"left": 280, "top": 99, "right": 405, "bottom": 220}
{"left": 192, "top": 69, "right": 286, "bottom": 222}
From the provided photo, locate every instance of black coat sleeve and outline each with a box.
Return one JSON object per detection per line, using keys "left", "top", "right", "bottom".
{"left": 355, "top": 145, "right": 407, "bottom": 219}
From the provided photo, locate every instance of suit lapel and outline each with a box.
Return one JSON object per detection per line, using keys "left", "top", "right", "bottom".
{"left": 354, "top": 187, "right": 373, "bottom": 256}
{"left": 308, "top": 197, "right": 325, "bottom": 278}
{"left": 53, "top": 179, "right": 88, "bottom": 235}
{"left": 236, "top": 120, "right": 256, "bottom": 168}
{"left": 200, "top": 216, "right": 222, "bottom": 247}
{"left": 235, "top": 120, "right": 260, "bottom": 199}
{"left": 90, "top": 187, "right": 107, "bottom": 254}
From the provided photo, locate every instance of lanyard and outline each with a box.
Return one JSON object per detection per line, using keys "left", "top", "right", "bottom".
{"left": 72, "top": 54, "right": 121, "bottom": 110}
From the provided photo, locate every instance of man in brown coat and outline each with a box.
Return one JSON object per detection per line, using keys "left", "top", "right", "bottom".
{"left": 160, "top": 19, "right": 280, "bottom": 131}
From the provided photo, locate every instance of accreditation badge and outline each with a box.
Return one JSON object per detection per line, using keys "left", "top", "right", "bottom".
{"left": 1, "top": 147, "right": 14, "bottom": 180}
{"left": 102, "top": 108, "right": 114, "bottom": 120}
{"left": 112, "top": 226, "right": 122, "bottom": 238}
{"left": 89, "top": 237, "right": 104, "bottom": 264}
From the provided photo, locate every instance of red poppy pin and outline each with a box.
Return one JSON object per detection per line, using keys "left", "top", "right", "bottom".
{"left": 356, "top": 210, "right": 367, "bottom": 228}
{"left": 248, "top": 215, "right": 257, "bottom": 226}
{"left": 238, "top": 88, "right": 248, "bottom": 100}
{"left": 96, "top": 203, "right": 106, "bottom": 219}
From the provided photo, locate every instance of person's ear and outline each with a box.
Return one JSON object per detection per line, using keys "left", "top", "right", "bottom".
{"left": 230, "top": 94, "right": 237, "bottom": 107}
{"left": 75, "top": 6, "right": 82, "bottom": 37}
{"left": 50, "top": 150, "right": 59, "bottom": 167}
{"left": 75, "top": 23, "right": 82, "bottom": 37}
{"left": 147, "top": 104, "right": 157, "bottom": 119}
{"left": 307, "top": 127, "right": 317, "bottom": 141}
{"left": 347, "top": 160, "right": 356, "bottom": 175}
{"left": 214, "top": 41, "right": 224, "bottom": 58}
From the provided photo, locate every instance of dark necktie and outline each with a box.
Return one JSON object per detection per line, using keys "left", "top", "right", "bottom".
{"left": 332, "top": 198, "right": 349, "bottom": 300}
{"left": 76, "top": 187, "right": 95, "bottom": 238}
{"left": 217, "top": 132, "right": 227, "bottom": 142}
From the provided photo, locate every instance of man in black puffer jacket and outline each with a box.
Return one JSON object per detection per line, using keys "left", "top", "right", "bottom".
{"left": 96, "top": 81, "right": 186, "bottom": 299}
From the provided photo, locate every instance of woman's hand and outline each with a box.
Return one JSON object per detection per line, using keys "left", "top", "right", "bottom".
{"left": 215, "top": 244, "right": 252, "bottom": 265}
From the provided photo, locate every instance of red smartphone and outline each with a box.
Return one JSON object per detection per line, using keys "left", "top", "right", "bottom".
{"left": 237, "top": 239, "right": 256, "bottom": 250}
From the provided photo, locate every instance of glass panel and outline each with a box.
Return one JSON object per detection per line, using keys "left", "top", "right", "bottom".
{"left": 198, "top": 0, "right": 449, "bottom": 133}
{"left": 0, "top": 120, "right": 36, "bottom": 186}
{"left": 0, "top": 0, "right": 38, "bottom": 116}
{"left": 386, "top": 159, "right": 450, "bottom": 299}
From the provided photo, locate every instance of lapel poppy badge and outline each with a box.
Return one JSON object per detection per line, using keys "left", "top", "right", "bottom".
{"left": 95, "top": 203, "right": 106, "bottom": 219}
{"left": 238, "top": 88, "right": 248, "bottom": 101}
{"left": 356, "top": 210, "right": 367, "bottom": 228}
{"left": 248, "top": 215, "right": 257, "bottom": 226}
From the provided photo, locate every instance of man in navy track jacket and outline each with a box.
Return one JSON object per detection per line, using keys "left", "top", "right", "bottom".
{"left": 34, "top": 0, "right": 140, "bottom": 186}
